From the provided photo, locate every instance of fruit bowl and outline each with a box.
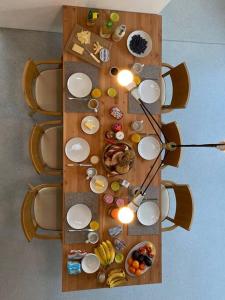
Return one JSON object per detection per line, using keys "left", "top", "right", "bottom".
{"left": 102, "top": 142, "right": 135, "bottom": 175}
{"left": 127, "top": 30, "right": 152, "bottom": 58}
{"left": 125, "top": 241, "right": 156, "bottom": 277}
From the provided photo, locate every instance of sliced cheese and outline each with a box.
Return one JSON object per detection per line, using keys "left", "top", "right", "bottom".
{"left": 77, "top": 30, "right": 91, "bottom": 45}
{"left": 72, "top": 43, "right": 84, "bottom": 55}
{"left": 84, "top": 121, "right": 95, "bottom": 130}
{"left": 95, "top": 180, "right": 105, "bottom": 188}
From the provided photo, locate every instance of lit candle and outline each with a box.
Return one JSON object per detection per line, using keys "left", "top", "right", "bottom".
{"left": 118, "top": 207, "right": 134, "bottom": 224}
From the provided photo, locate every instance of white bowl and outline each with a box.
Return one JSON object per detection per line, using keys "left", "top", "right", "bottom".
{"left": 81, "top": 254, "right": 100, "bottom": 274}
{"left": 65, "top": 137, "right": 90, "bottom": 162}
{"left": 127, "top": 30, "right": 152, "bottom": 58}
{"left": 138, "top": 136, "right": 161, "bottom": 160}
{"left": 67, "top": 72, "right": 92, "bottom": 98}
{"left": 137, "top": 202, "right": 160, "bottom": 226}
{"left": 67, "top": 204, "right": 92, "bottom": 229}
{"left": 138, "top": 80, "right": 160, "bottom": 104}
{"left": 81, "top": 116, "right": 100, "bottom": 135}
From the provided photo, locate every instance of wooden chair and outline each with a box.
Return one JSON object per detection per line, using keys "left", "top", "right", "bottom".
{"left": 161, "top": 180, "right": 194, "bottom": 231}
{"left": 161, "top": 121, "right": 182, "bottom": 168}
{"left": 29, "top": 120, "right": 63, "bottom": 176}
{"left": 161, "top": 62, "right": 190, "bottom": 113}
{"left": 22, "top": 59, "right": 62, "bottom": 116}
{"left": 21, "top": 183, "right": 62, "bottom": 241}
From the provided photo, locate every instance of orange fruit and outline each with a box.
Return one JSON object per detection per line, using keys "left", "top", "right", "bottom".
{"left": 128, "top": 258, "right": 133, "bottom": 266}
{"left": 135, "top": 269, "right": 142, "bottom": 277}
{"left": 132, "top": 260, "right": 139, "bottom": 269}
{"left": 129, "top": 266, "right": 136, "bottom": 274}
{"left": 139, "top": 263, "right": 145, "bottom": 270}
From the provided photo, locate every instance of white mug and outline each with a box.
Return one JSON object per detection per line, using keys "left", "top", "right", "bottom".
{"left": 85, "top": 232, "right": 99, "bottom": 244}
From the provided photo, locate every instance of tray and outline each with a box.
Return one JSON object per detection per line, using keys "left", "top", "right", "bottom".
{"left": 65, "top": 24, "right": 112, "bottom": 68}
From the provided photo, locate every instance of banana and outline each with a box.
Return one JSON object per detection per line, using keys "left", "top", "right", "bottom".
{"left": 102, "top": 241, "right": 111, "bottom": 264}
{"left": 98, "top": 244, "right": 108, "bottom": 265}
{"left": 109, "top": 278, "right": 128, "bottom": 288}
{"left": 107, "top": 271, "right": 126, "bottom": 285}
{"left": 108, "top": 268, "right": 124, "bottom": 275}
{"left": 106, "top": 240, "right": 115, "bottom": 264}
{"left": 94, "top": 248, "right": 107, "bottom": 267}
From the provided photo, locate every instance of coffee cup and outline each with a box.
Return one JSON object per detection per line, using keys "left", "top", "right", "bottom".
{"left": 85, "top": 232, "right": 99, "bottom": 244}
{"left": 86, "top": 167, "right": 97, "bottom": 180}
{"left": 88, "top": 98, "right": 99, "bottom": 113}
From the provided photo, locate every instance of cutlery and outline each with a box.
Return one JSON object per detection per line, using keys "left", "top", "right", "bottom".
{"left": 67, "top": 96, "right": 89, "bottom": 100}
{"left": 84, "top": 46, "right": 101, "bottom": 64}
{"left": 67, "top": 163, "right": 92, "bottom": 167}
{"left": 68, "top": 229, "right": 95, "bottom": 232}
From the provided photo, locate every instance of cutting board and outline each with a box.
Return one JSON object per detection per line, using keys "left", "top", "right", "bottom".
{"left": 65, "top": 24, "right": 112, "bottom": 68}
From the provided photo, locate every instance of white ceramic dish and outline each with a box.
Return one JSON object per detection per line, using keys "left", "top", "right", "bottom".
{"left": 65, "top": 137, "right": 90, "bottom": 162}
{"left": 67, "top": 73, "right": 92, "bottom": 98}
{"left": 138, "top": 136, "right": 161, "bottom": 160}
{"left": 137, "top": 202, "right": 160, "bottom": 226}
{"left": 81, "top": 253, "right": 100, "bottom": 274}
{"left": 81, "top": 116, "right": 100, "bottom": 135}
{"left": 127, "top": 30, "right": 152, "bottom": 58}
{"left": 138, "top": 80, "right": 160, "bottom": 104}
{"left": 67, "top": 204, "right": 92, "bottom": 229}
{"left": 125, "top": 241, "right": 156, "bottom": 277}
{"left": 90, "top": 175, "right": 108, "bottom": 194}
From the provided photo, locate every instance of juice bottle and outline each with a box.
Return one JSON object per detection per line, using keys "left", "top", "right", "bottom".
{"left": 86, "top": 9, "right": 99, "bottom": 26}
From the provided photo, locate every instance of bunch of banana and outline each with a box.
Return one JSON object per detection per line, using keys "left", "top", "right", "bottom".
{"left": 94, "top": 240, "right": 115, "bottom": 267}
{"left": 107, "top": 268, "right": 127, "bottom": 288}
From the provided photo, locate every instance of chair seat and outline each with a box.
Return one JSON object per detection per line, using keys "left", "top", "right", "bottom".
{"left": 34, "top": 187, "right": 62, "bottom": 230}
{"left": 35, "top": 69, "right": 62, "bottom": 112}
{"left": 40, "top": 126, "right": 63, "bottom": 170}
{"left": 161, "top": 76, "right": 166, "bottom": 105}
{"left": 161, "top": 184, "right": 170, "bottom": 221}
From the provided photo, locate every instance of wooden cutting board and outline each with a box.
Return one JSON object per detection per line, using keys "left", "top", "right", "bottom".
{"left": 65, "top": 24, "right": 112, "bottom": 68}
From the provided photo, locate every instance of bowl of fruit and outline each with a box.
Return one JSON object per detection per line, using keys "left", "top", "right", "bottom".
{"left": 127, "top": 30, "right": 152, "bottom": 58}
{"left": 102, "top": 142, "right": 135, "bottom": 175}
{"left": 125, "top": 241, "right": 156, "bottom": 277}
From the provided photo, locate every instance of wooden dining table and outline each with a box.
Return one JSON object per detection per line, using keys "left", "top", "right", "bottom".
{"left": 62, "top": 5, "right": 162, "bottom": 292}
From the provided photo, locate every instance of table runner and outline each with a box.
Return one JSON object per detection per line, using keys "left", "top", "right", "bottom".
{"left": 128, "top": 65, "right": 161, "bottom": 114}
{"left": 64, "top": 61, "right": 100, "bottom": 112}
{"left": 64, "top": 192, "right": 99, "bottom": 244}
{"left": 127, "top": 186, "right": 160, "bottom": 235}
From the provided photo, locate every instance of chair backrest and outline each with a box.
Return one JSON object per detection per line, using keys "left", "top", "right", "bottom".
{"left": 21, "top": 184, "right": 62, "bottom": 241}
{"left": 162, "top": 62, "right": 190, "bottom": 110}
{"left": 29, "top": 120, "right": 62, "bottom": 176}
{"left": 162, "top": 121, "right": 182, "bottom": 168}
{"left": 162, "top": 181, "right": 194, "bottom": 231}
{"left": 22, "top": 59, "right": 40, "bottom": 111}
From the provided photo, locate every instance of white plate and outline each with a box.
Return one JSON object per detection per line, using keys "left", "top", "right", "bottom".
{"left": 138, "top": 80, "right": 160, "bottom": 104}
{"left": 81, "top": 254, "right": 100, "bottom": 274}
{"left": 125, "top": 241, "right": 156, "bottom": 277}
{"left": 81, "top": 116, "right": 100, "bottom": 135}
{"left": 127, "top": 30, "right": 152, "bottom": 58}
{"left": 65, "top": 137, "right": 90, "bottom": 162}
{"left": 137, "top": 202, "right": 160, "bottom": 226}
{"left": 90, "top": 175, "right": 108, "bottom": 194}
{"left": 67, "top": 73, "right": 92, "bottom": 98}
{"left": 67, "top": 204, "right": 92, "bottom": 229}
{"left": 138, "top": 136, "right": 161, "bottom": 160}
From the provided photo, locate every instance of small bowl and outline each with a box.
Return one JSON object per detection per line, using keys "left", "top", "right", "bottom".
{"left": 81, "top": 254, "right": 100, "bottom": 274}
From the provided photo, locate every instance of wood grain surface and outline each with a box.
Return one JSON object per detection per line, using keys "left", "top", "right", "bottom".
{"left": 62, "top": 5, "right": 162, "bottom": 292}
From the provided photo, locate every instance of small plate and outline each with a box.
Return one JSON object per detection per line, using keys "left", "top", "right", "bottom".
{"left": 90, "top": 175, "right": 108, "bottom": 194}
{"left": 81, "top": 253, "right": 100, "bottom": 274}
{"left": 125, "top": 241, "right": 156, "bottom": 277}
{"left": 138, "top": 80, "right": 160, "bottom": 104}
{"left": 65, "top": 137, "right": 90, "bottom": 162}
{"left": 81, "top": 116, "right": 100, "bottom": 135}
{"left": 67, "top": 72, "right": 92, "bottom": 98}
{"left": 138, "top": 136, "right": 161, "bottom": 160}
{"left": 127, "top": 30, "right": 152, "bottom": 58}
{"left": 67, "top": 204, "right": 92, "bottom": 229}
{"left": 137, "top": 202, "right": 160, "bottom": 226}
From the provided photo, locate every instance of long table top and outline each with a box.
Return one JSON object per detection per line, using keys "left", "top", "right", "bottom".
{"left": 62, "top": 5, "right": 162, "bottom": 292}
